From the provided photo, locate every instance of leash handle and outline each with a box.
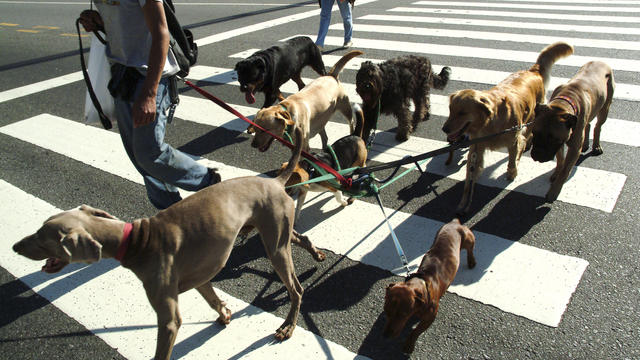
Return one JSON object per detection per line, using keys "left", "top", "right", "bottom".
{"left": 182, "top": 79, "right": 352, "bottom": 188}
{"left": 374, "top": 192, "right": 411, "bottom": 276}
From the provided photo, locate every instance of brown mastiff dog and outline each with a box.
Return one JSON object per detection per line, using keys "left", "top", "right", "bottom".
{"left": 531, "top": 61, "right": 615, "bottom": 202}
{"left": 12, "top": 127, "right": 326, "bottom": 360}
{"left": 383, "top": 218, "right": 476, "bottom": 354}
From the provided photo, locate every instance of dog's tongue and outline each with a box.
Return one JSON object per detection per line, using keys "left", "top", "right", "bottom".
{"left": 245, "top": 91, "right": 256, "bottom": 104}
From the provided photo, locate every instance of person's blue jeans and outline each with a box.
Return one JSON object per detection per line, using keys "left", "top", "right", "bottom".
{"left": 316, "top": 0, "right": 352, "bottom": 47}
{"left": 114, "top": 76, "right": 213, "bottom": 210}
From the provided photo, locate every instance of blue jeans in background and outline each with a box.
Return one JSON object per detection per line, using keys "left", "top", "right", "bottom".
{"left": 316, "top": 0, "right": 352, "bottom": 47}
{"left": 114, "top": 76, "right": 214, "bottom": 210}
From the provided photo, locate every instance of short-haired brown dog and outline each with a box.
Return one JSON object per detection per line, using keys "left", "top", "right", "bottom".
{"left": 531, "top": 61, "right": 614, "bottom": 202}
{"left": 442, "top": 42, "right": 573, "bottom": 215}
{"left": 249, "top": 50, "right": 364, "bottom": 153}
{"left": 281, "top": 134, "right": 367, "bottom": 225}
{"left": 383, "top": 218, "right": 476, "bottom": 354}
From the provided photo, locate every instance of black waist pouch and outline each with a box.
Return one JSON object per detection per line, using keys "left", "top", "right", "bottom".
{"left": 108, "top": 63, "right": 143, "bottom": 102}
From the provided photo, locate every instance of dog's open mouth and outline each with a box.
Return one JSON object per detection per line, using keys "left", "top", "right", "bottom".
{"left": 42, "top": 257, "right": 68, "bottom": 273}
{"left": 245, "top": 91, "right": 256, "bottom": 104}
{"left": 447, "top": 122, "right": 470, "bottom": 143}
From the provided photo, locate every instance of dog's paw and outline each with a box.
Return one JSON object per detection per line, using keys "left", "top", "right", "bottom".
{"left": 275, "top": 323, "right": 296, "bottom": 340}
{"left": 395, "top": 132, "right": 409, "bottom": 143}
{"left": 506, "top": 168, "right": 518, "bottom": 181}
{"left": 314, "top": 250, "right": 327, "bottom": 262}
{"left": 216, "top": 307, "right": 232, "bottom": 325}
{"left": 592, "top": 146, "right": 603, "bottom": 156}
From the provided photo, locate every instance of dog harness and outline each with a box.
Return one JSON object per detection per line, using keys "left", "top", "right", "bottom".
{"left": 115, "top": 222, "right": 133, "bottom": 262}
{"left": 551, "top": 95, "right": 579, "bottom": 115}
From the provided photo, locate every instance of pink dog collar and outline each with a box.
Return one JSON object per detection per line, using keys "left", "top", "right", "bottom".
{"left": 115, "top": 223, "right": 133, "bottom": 262}
{"left": 551, "top": 95, "right": 578, "bottom": 115}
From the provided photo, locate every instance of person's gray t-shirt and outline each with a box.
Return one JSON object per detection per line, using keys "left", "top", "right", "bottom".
{"left": 95, "top": 0, "right": 179, "bottom": 76}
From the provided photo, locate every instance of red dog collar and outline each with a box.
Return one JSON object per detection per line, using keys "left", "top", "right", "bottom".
{"left": 115, "top": 222, "right": 133, "bottom": 262}
{"left": 551, "top": 95, "right": 578, "bottom": 115}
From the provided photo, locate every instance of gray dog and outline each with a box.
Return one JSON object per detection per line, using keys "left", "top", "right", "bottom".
{"left": 12, "top": 127, "right": 326, "bottom": 360}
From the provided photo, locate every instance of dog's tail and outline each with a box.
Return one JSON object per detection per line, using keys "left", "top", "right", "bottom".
{"left": 431, "top": 66, "right": 451, "bottom": 90}
{"left": 532, "top": 42, "right": 574, "bottom": 87}
{"left": 276, "top": 126, "right": 304, "bottom": 186}
{"left": 328, "top": 50, "right": 364, "bottom": 80}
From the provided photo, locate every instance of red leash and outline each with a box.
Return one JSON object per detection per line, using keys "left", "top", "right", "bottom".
{"left": 183, "top": 80, "right": 351, "bottom": 188}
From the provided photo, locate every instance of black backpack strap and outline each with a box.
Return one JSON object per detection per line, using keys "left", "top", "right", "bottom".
{"left": 76, "top": 18, "right": 112, "bottom": 130}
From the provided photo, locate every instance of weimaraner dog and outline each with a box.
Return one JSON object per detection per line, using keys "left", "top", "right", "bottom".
{"left": 12, "top": 127, "right": 326, "bottom": 360}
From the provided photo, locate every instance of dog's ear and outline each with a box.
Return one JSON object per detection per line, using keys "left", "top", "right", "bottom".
{"left": 562, "top": 113, "right": 578, "bottom": 130}
{"left": 279, "top": 109, "right": 295, "bottom": 126}
{"left": 476, "top": 95, "right": 493, "bottom": 119}
{"left": 60, "top": 228, "right": 102, "bottom": 263}
{"left": 79, "top": 205, "right": 117, "bottom": 219}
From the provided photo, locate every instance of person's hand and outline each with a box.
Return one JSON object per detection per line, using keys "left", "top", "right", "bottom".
{"left": 132, "top": 93, "right": 157, "bottom": 128}
{"left": 79, "top": 9, "right": 103, "bottom": 32}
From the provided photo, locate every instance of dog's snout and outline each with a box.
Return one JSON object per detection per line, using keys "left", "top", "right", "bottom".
{"left": 442, "top": 125, "right": 450, "bottom": 133}
{"left": 12, "top": 241, "right": 22, "bottom": 254}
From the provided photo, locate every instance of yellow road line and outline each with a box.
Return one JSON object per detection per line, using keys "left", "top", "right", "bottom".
{"left": 17, "top": 29, "right": 40, "bottom": 33}
{"left": 33, "top": 25, "right": 60, "bottom": 30}
{"left": 0, "top": 22, "right": 19, "bottom": 26}
{"left": 61, "top": 33, "right": 88, "bottom": 37}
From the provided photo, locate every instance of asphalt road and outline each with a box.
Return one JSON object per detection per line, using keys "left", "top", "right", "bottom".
{"left": 1, "top": 0, "right": 639, "bottom": 359}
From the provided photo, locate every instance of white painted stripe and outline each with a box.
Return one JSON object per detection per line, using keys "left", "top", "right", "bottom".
{"left": 0, "top": 71, "right": 83, "bottom": 103}
{"left": 230, "top": 49, "right": 640, "bottom": 103}
{"left": 190, "top": 64, "right": 640, "bottom": 148}
{"left": 359, "top": 13, "right": 640, "bottom": 36}
{"left": 194, "top": 0, "right": 379, "bottom": 47}
{"left": 171, "top": 93, "right": 627, "bottom": 213}
{"left": 503, "top": 0, "right": 637, "bottom": 4}
{"left": 304, "top": 35, "right": 640, "bottom": 72}
{"left": 390, "top": 6, "right": 640, "bottom": 23}
{"left": 412, "top": 1, "right": 640, "bottom": 12}
{"left": 333, "top": 23, "right": 640, "bottom": 51}
{"left": 0, "top": 118, "right": 589, "bottom": 326}
{"left": 0, "top": 180, "right": 367, "bottom": 360}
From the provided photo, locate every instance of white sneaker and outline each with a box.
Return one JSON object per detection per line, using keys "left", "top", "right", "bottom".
{"left": 316, "top": 44, "right": 324, "bottom": 50}
{"left": 343, "top": 41, "right": 353, "bottom": 48}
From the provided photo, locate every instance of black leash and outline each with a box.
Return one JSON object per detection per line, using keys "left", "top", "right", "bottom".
{"left": 354, "top": 122, "right": 532, "bottom": 176}
{"left": 75, "top": 18, "right": 112, "bottom": 130}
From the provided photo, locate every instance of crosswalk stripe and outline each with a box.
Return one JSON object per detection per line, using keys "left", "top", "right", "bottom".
{"left": 0, "top": 179, "right": 367, "bottom": 360}
{"left": 412, "top": 1, "right": 640, "bottom": 12}
{"left": 188, "top": 64, "right": 640, "bottom": 149}
{"left": 173, "top": 92, "right": 627, "bottom": 214}
{"left": 299, "top": 35, "right": 640, "bottom": 72}
{"left": 231, "top": 49, "right": 640, "bottom": 103}
{"left": 335, "top": 23, "right": 640, "bottom": 51}
{"left": 358, "top": 14, "right": 640, "bottom": 36}
{"left": 0, "top": 71, "right": 83, "bottom": 103}
{"left": 0, "top": 114, "right": 589, "bottom": 326}
{"left": 390, "top": 6, "right": 640, "bottom": 23}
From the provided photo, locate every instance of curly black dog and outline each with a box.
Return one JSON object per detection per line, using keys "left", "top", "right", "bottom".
{"left": 235, "top": 36, "right": 326, "bottom": 108}
{"left": 355, "top": 55, "right": 451, "bottom": 142}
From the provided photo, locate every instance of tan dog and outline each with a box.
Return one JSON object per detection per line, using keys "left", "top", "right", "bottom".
{"left": 531, "top": 61, "right": 614, "bottom": 202}
{"left": 442, "top": 42, "right": 574, "bottom": 215}
{"left": 248, "top": 50, "right": 364, "bottom": 153}
{"left": 383, "top": 218, "right": 476, "bottom": 354}
{"left": 282, "top": 134, "right": 367, "bottom": 225}
{"left": 12, "top": 127, "right": 326, "bottom": 360}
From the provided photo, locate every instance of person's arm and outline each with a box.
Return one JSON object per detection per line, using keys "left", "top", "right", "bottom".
{"left": 133, "top": 0, "right": 169, "bottom": 128}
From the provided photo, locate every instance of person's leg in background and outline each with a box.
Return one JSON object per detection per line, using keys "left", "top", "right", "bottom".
{"left": 316, "top": 0, "right": 336, "bottom": 48}
{"left": 337, "top": 0, "right": 353, "bottom": 47}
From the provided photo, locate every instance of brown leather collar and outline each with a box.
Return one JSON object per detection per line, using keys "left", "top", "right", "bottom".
{"left": 551, "top": 95, "right": 578, "bottom": 116}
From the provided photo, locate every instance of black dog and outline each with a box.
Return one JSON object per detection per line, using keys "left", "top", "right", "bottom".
{"left": 234, "top": 36, "right": 326, "bottom": 108}
{"left": 355, "top": 55, "right": 451, "bottom": 142}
